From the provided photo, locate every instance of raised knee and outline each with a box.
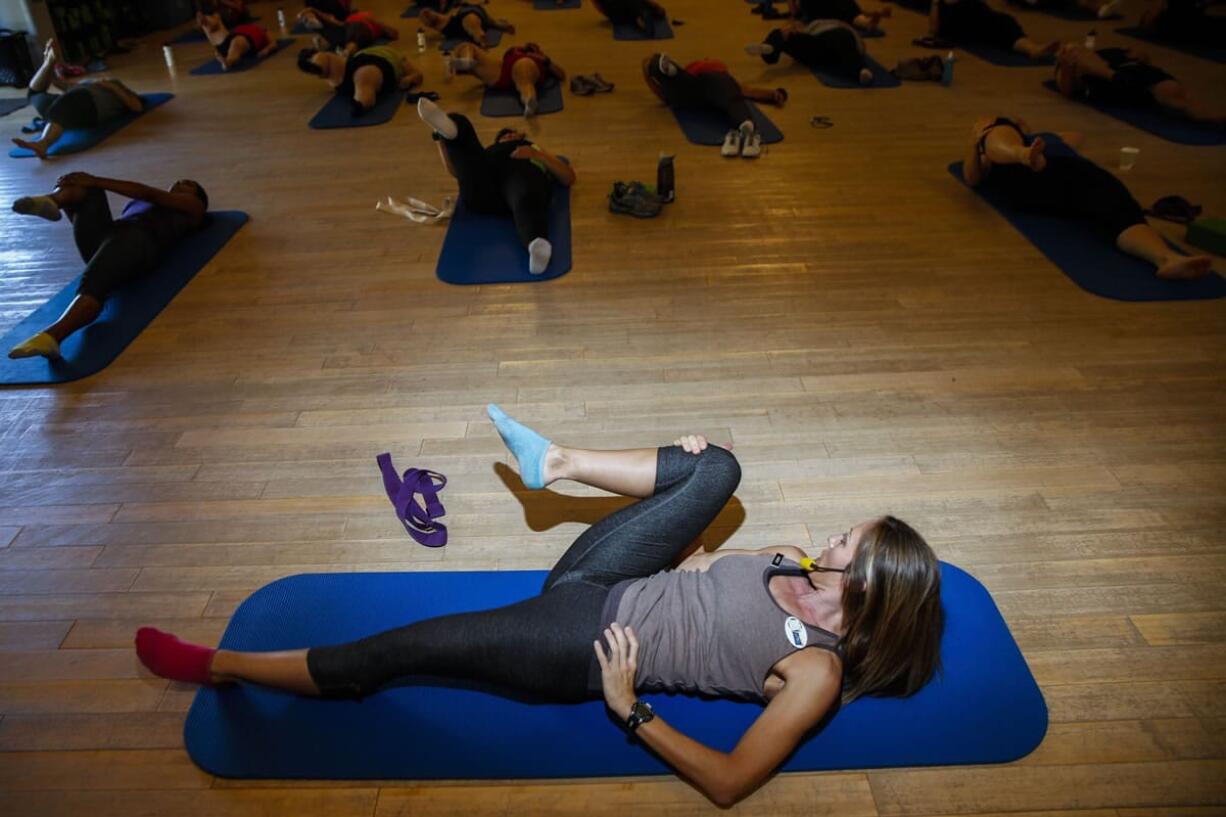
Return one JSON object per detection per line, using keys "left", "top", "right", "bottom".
{"left": 696, "top": 445, "right": 742, "bottom": 493}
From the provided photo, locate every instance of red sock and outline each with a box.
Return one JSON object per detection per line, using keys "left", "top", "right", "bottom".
{"left": 135, "top": 627, "right": 217, "bottom": 685}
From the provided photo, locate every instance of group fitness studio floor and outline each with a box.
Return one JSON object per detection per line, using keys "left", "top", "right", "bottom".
{"left": 0, "top": 0, "right": 1224, "bottom": 814}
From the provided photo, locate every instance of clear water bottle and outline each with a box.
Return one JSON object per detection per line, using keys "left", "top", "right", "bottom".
{"left": 417, "top": 29, "right": 427, "bottom": 53}
{"left": 277, "top": 8, "right": 287, "bottom": 35}
{"left": 657, "top": 153, "right": 675, "bottom": 203}
{"left": 941, "top": 51, "right": 956, "bottom": 86}
{"left": 1084, "top": 29, "right": 1097, "bottom": 49}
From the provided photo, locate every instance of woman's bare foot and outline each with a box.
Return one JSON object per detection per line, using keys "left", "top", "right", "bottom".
{"left": 1156, "top": 255, "right": 1213, "bottom": 279}
{"left": 1026, "top": 136, "right": 1046, "bottom": 171}
{"left": 11, "top": 137, "right": 48, "bottom": 159}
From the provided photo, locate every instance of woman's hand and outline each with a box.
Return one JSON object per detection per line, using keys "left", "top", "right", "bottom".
{"left": 594, "top": 622, "right": 638, "bottom": 721}
{"left": 510, "top": 145, "right": 538, "bottom": 160}
{"left": 56, "top": 172, "right": 98, "bottom": 189}
{"left": 674, "top": 434, "right": 708, "bottom": 454}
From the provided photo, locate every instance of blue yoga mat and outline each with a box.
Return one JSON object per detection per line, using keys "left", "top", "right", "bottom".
{"left": 957, "top": 41, "right": 1054, "bottom": 67}
{"left": 0, "top": 211, "right": 249, "bottom": 385}
{"left": 1116, "top": 26, "right": 1226, "bottom": 64}
{"left": 612, "top": 18, "right": 674, "bottom": 40}
{"left": 949, "top": 141, "right": 1225, "bottom": 301}
{"left": 189, "top": 38, "right": 295, "bottom": 75}
{"left": 812, "top": 55, "right": 900, "bottom": 88}
{"left": 672, "top": 102, "right": 784, "bottom": 146}
{"left": 481, "top": 79, "right": 564, "bottom": 117}
{"left": 0, "top": 97, "right": 28, "bottom": 117}
{"left": 309, "top": 90, "right": 406, "bottom": 128}
{"left": 8, "top": 93, "right": 173, "bottom": 158}
{"left": 1041, "top": 80, "right": 1225, "bottom": 147}
{"left": 441, "top": 27, "right": 502, "bottom": 51}
{"left": 183, "top": 563, "right": 1046, "bottom": 779}
{"left": 436, "top": 181, "right": 572, "bottom": 284}
{"left": 535, "top": 0, "right": 581, "bottom": 8}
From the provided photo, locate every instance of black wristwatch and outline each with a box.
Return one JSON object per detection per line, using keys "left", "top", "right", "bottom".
{"left": 625, "top": 700, "right": 655, "bottom": 732}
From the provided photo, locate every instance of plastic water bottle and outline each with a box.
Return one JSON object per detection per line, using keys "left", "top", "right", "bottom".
{"left": 277, "top": 8, "right": 288, "bottom": 35}
{"left": 443, "top": 54, "right": 453, "bottom": 79}
{"left": 1084, "top": 29, "right": 1097, "bottom": 49}
{"left": 941, "top": 51, "right": 956, "bottom": 86}
{"left": 162, "top": 45, "right": 176, "bottom": 69}
{"left": 657, "top": 153, "right": 675, "bottom": 203}
{"left": 417, "top": 29, "right": 427, "bottom": 53}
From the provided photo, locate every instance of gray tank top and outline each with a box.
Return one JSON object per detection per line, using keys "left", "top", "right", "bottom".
{"left": 601, "top": 554, "right": 842, "bottom": 702}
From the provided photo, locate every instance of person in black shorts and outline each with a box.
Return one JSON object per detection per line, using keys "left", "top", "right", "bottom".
{"left": 1054, "top": 44, "right": 1226, "bottom": 123}
{"left": 297, "top": 46, "right": 423, "bottom": 116}
{"left": 592, "top": 0, "right": 669, "bottom": 35}
{"left": 419, "top": 5, "right": 515, "bottom": 48}
{"left": 930, "top": 0, "right": 1058, "bottom": 58}
{"left": 791, "top": 0, "right": 892, "bottom": 32}
{"left": 961, "top": 116, "right": 1213, "bottom": 280}
{"left": 415, "top": 98, "right": 576, "bottom": 275}
{"left": 7, "top": 173, "right": 209, "bottom": 360}
{"left": 746, "top": 21, "right": 874, "bottom": 86}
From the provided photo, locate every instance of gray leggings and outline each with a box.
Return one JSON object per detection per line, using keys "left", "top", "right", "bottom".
{"left": 69, "top": 188, "right": 159, "bottom": 301}
{"left": 306, "top": 445, "right": 743, "bottom": 701}
{"left": 28, "top": 88, "right": 99, "bottom": 129}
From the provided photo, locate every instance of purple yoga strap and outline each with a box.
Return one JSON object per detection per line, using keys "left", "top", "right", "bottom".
{"left": 377, "top": 453, "right": 448, "bottom": 547}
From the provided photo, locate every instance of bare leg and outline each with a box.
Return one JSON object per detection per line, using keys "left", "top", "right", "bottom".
{"left": 28, "top": 39, "right": 62, "bottom": 93}
{"left": 740, "top": 84, "right": 787, "bottom": 106}
{"left": 543, "top": 446, "right": 660, "bottom": 498}
{"left": 852, "top": 13, "right": 880, "bottom": 30}
{"left": 1152, "top": 80, "right": 1226, "bottom": 124}
{"left": 209, "top": 648, "right": 321, "bottom": 694}
{"left": 11, "top": 121, "right": 64, "bottom": 159}
{"left": 981, "top": 124, "right": 1047, "bottom": 171}
{"left": 511, "top": 58, "right": 541, "bottom": 113}
{"left": 461, "top": 14, "right": 489, "bottom": 47}
{"left": 1013, "top": 37, "right": 1059, "bottom": 58}
{"left": 40, "top": 295, "right": 103, "bottom": 343}
{"left": 352, "top": 64, "right": 382, "bottom": 111}
{"left": 1116, "top": 225, "right": 1213, "bottom": 279}
{"left": 219, "top": 36, "right": 252, "bottom": 69}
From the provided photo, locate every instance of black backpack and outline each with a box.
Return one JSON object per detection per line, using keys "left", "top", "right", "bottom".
{"left": 0, "top": 29, "right": 34, "bottom": 88}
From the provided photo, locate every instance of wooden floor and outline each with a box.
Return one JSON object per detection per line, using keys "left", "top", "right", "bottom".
{"left": 1, "top": 0, "right": 1224, "bottom": 814}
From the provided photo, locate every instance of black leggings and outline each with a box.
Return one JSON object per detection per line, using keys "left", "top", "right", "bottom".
{"left": 796, "top": 0, "right": 863, "bottom": 23}
{"left": 761, "top": 27, "right": 866, "bottom": 79}
{"left": 68, "top": 188, "right": 159, "bottom": 301}
{"left": 984, "top": 154, "right": 1147, "bottom": 242}
{"left": 439, "top": 113, "right": 553, "bottom": 247}
{"left": 939, "top": 0, "right": 1025, "bottom": 50}
{"left": 597, "top": 0, "right": 664, "bottom": 25}
{"left": 28, "top": 88, "right": 99, "bottom": 130}
{"left": 307, "top": 445, "right": 743, "bottom": 701}
{"left": 652, "top": 66, "right": 754, "bottom": 129}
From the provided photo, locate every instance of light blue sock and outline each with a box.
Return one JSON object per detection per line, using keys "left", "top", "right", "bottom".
{"left": 487, "top": 403, "right": 551, "bottom": 489}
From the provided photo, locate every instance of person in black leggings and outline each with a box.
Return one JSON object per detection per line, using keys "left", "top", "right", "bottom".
{"left": 1054, "top": 43, "right": 1226, "bottom": 122}
{"left": 791, "top": 0, "right": 892, "bottom": 32}
{"left": 929, "top": 0, "right": 1058, "bottom": 58}
{"left": 747, "top": 21, "right": 874, "bottom": 85}
{"left": 416, "top": 98, "right": 575, "bottom": 275}
{"left": 592, "top": 0, "right": 668, "bottom": 35}
{"left": 7, "top": 172, "right": 209, "bottom": 360}
{"left": 962, "top": 115, "right": 1213, "bottom": 279}
{"left": 419, "top": 5, "right": 515, "bottom": 48}
{"left": 134, "top": 407, "right": 945, "bottom": 806}
{"left": 642, "top": 53, "right": 788, "bottom": 158}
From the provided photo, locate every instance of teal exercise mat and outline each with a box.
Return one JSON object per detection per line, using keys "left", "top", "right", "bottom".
{"left": 9, "top": 93, "right": 172, "bottom": 158}
{"left": 0, "top": 211, "right": 249, "bottom": 385}
{"left": 189, "top": 38, "right": 295, "bottom": 75}
{"left": 949, "top": 136, "right": 1224, "bottom": 301}
{"left": 183, "top": 563, "right": 1046, "bottom": 779}
{"left": 1041, "top": 80, "right": 1225, "bottom": 147}
{"left": 309, "top": 90, "right": 406, "bottom": 128}
{"left": 436, "top": 181, "right": 572, "bottom": 285}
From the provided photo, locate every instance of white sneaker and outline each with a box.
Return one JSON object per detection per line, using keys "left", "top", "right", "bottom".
{"left": 740, "top": 131, "right": 762, "bottom": 159}
{"left": 721, "top": 129, "right": 741, "bottom": 157}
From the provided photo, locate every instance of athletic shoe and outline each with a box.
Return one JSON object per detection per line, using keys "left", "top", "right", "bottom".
{"left": 570, "top": 75, "right": 596, "bottom": 95}
{"left": 721, "top": 129, "right": 741, "bottom": 157}
{"left": 741, "top": 131, "right": 763, "bottom": 159}
{"left": 590, "top": 73, "right": 615, "bottom": 93}
{"left": 608, "top": 182, "right": 663, "bottom": 218}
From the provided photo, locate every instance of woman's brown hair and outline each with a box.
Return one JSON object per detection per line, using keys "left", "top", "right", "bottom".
{"left": 838, "top": 516, "right": 943, "bottom": 703}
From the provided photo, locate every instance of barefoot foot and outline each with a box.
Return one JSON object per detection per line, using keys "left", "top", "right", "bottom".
{"left": 1156, "top": 255, "right": 1213, "bottom": 280}
{"left": 1026, "top": 137, "right": 1047, "bottom": 171}
{"left": 11, "top": 137, "right": 48, "bottom": 159}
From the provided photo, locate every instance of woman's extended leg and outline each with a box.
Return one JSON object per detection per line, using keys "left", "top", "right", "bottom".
{"left": 980, "top": 123, "right": 1047, "bottom": 171}
{"left": 511, "top": 58, "right": 542, "bottom": 115}
{"left": 1116, "top": 225, "right": 1213, "bottom": 279}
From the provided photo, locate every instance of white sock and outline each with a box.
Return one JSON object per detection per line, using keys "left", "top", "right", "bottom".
{"left": 859, "top": 67, "right": 873, "bottom": 85}
{"left": 12, "top": 195, "right": 62, "bottom": 222}
{"left": 528, "top": 237, "right": 552, "bottom": 275}
{"left": 416, "top": 97, "right": 458, "bottom": 139}
{"left": 739, "top": 120, "right": 755, "bottom": 139}
{"left": 657, "top": 53, "right": 678, "bottom": 76}
{"left": 744, "top": 43, "right": 775, "bottom": 56}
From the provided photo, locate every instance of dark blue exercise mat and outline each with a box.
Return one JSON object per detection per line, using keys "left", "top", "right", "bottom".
{"left": 8, "top": 93, "right": 173, "bottom": 158}
{"left": 949, "top": 148, "right": 1225, "bottom": 301}
{"left": 436, "top": 185, "right": 572, "bottom": 284}
{"left": 1115, "top": 26, "right": 1226, "bottom": 64}
{"left": 0, "top": 97, "right": 28, "bottom": 117}
{"left": 671, "top": 102, "right": 784, "bottom": 146}
{"left": 811, "top": 54, "right": 900, "bottom": 88}
{"left": 1041, "top": 80, "right": 1225, "bottom": 146}
{"left": 612, "top": 17, "right": 674, "bottom": 39}
{"left": 535, "top": 0, "right": 582, "bottom": 8}
{"left": 183, "top": 562, "right": 1046, "bottom": 779}
{"left": 441, "top": 27, "right": 502, "bottom": 51}
{"left": 480, "top": 79, "right": 564, "bottom": 116}
{"left": 0, "top": 212, "right": 250, "bottom": 385}
{"left": 957, "top": 41, "right": 1055, "bottom": 66}
{"left": 309, "top": 89, "right": 406, "bottom": 128}
{"left": 188, "top": 38, "right": 295, "bottom": 75}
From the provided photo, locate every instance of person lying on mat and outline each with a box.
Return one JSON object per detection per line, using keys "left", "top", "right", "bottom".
{"left": 643, "top": 53, "right": 788, "bottom": 159}
{"left": 592, "top": 0, "right": 669, "bottom": 36}
{"left": 300, "top": 9, "right": 400, "bottom": 56}
{"left": 7, "top": 173, "right": 209, "bottom": 360}
{"left": 417, "top": 99, "right": 574, "bottom": 274}
{"left": 11, "top": 39, "right": 146, "bottom": 160}
{"left": 449, "top": 42, "right": 566, "bottom": 117}
{"left": 300, "top": 0, "right": 354, "bottom": 27}
{"left": 790, "top": 0, "right": 892, "bottom": 33}
{"left": 419, "top": 5, "right": 516, "bottom": 49}
{"left": 197, "top": 0, "right": 252, "bottom": 28}
{"left": 747, "top": 21, "right": 875, "bottom": 86}
{"left": 197, "top": 9, "right": 278, "bottom": 70}
{"left": 929, "top": 0, "right": 1059, "bottom": 59}
{"left": 1139, "top": 0, "right": 1226, "bottom": 48}
{"left": 133, "top": 409, "right": 944, "bottom": 808}
{"left": 1054, "top": 44, "right": 1225, "bottom": 123}
{"left": 962, "top": 116, "right": 1213, "bottom": 279}
{"left": 1005, "top": 0, "right": 1123, "bottom": 20}
{"left": 297, "top": 45, "right": 423, "bottom": 116}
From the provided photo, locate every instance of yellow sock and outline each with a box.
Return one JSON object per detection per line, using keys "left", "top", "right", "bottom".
{"left": 8, "top": 332, "right": 61, "bottom": 360}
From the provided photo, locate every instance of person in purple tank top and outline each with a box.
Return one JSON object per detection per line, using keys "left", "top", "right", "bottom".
{"left": 7, "top": 172, "right": 208, "bottom": 360}
{"left": 133, "top": 408, "right": 944, "bottom": 806}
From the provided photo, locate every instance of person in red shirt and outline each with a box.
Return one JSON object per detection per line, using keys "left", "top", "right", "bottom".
{"left": 197, "top": 10, "right": 276, "bottom": 70}
{"left": 299, "top": 9, "right": 401, "bottom": 56}
{"left": 449, "top": 42, "right": 567, "bottom": 117}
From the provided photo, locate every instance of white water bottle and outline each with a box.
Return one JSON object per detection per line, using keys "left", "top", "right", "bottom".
{"left": 417, "top": 29, "right": 426, "bottom": 53}
{"left": 277, "top": 8, "right": 287, "bottom": 33}
{"left": 1084, "top": 29, "right": 1097, "bottom": 49}
{"left": 162, "top": 45, "right": 176, "bottom": 69}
